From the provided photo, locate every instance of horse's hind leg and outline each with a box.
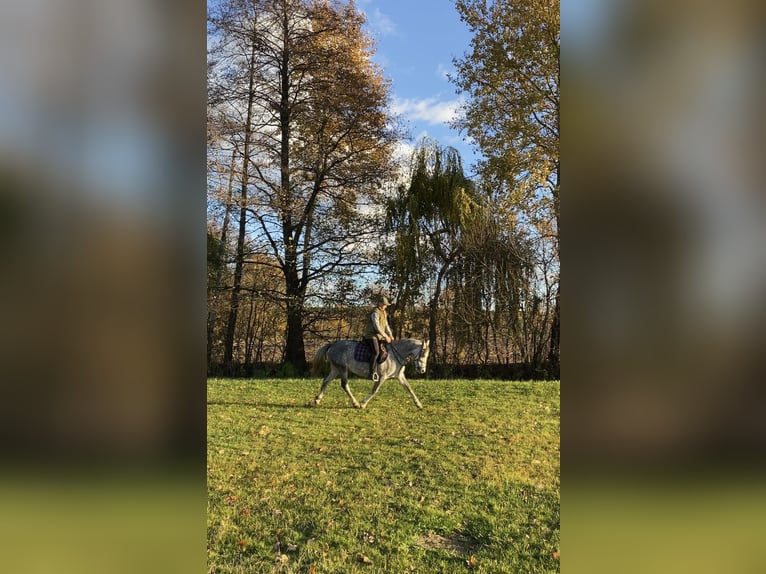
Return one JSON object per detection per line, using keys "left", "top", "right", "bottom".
{"left": 339, "top": 369, "right": 361, "bottom": 409}
{"left": 314, "top": 367, "right": 338, "bottom": 405}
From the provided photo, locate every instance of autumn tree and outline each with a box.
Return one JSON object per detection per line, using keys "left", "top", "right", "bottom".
{"left": 451, "top": 0, "right": 560, "bottom": 371}
{"left": 208, "top": 0, "right": 399, "bottom": 372}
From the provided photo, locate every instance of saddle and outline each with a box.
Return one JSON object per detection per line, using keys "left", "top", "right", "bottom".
{"left": 354, "top": 339, "right": 388, "bottom": 363}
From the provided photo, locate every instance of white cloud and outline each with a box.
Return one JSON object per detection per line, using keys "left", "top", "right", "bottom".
{"left": 436, "top": 63, "right": 452, "bottom": 81}
{"left": 391, "top": 96, "right": 463, "bottom": 125}
{"left": 393, "top": 140, "right": 416, "bottom": 164}
{"left": 392, "top": 131, "right": 429, "bottom": 170}
{"left": 365, "top": 8, "right": 396, "bottom": 37}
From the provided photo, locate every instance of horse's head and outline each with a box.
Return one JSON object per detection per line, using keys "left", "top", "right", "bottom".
{"left": 414, "top": 340, "right": 430, "bottom": 374}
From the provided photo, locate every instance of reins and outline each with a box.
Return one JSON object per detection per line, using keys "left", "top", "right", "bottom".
{"left": 389, "top": 340, "right": 421, "bottom": 366}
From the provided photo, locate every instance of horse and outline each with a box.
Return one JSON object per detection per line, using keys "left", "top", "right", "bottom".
{"left": 311, "top": 338, "right": 430, "bottom": 409}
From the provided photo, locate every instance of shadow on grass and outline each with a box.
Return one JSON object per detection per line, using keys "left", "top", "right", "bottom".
{"left": 416, "top": 531, "right": 481, "bottom": 555}
{"left": 207, "top": 400, "right": 314, "bottom": 409}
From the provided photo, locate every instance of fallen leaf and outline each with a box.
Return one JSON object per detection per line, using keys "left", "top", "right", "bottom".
{"left": 237, "top": 539, "right": 247, "bottom": 548}
{"left": 553, "top": 551, "right": 559, "bottom": 560}
{"left": 360, "top": 531, "right": 375, "bottom": 544}
{"left": 466, "top": 554, "right": 478, "bottom": 569}
{"left": 274, "top": 553, "right": 289, "bottom": 564}
{"left": 358, "top": 553, "right": 372, "bottom": 565}
{"left": 310, "top": 566, "right": 316, "bottom": 574}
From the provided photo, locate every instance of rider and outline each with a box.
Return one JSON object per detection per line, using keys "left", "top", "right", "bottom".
{"left": 363, "top": 295, "right": 394, "bottom": 381}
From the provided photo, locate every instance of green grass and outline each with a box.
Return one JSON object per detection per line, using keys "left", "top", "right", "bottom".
{"left": 208, "top": 377, "right": 560, "bottom": 573}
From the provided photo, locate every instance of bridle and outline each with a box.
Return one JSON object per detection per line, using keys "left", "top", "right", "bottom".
{"left": 389, "top": 341, "right": 407, "bottom": 365}
{"left": 389, "top": 340, "right": 425, "bottom": 368}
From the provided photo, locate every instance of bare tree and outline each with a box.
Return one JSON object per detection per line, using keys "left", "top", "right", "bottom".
{"left": 209, "top": 0, "right": 399, "bottom": 371}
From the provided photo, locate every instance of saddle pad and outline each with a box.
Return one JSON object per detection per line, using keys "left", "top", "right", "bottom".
{"left": 354, "top": 341, "right": 387, "bottom": 363}
{"left": 354, "top": 341, "right": 373, "bottom": 362}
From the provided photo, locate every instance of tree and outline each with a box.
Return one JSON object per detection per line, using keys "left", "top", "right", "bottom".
{"left": 207, "top": 224, "right": 229, "bottom": 367}
{"left": 446, "top": 206, "right": 532, "bottom": 366}
{"left": 385, "top": 138, "right": 478, "bottom": 363}
{"left": 206, "top": 130, "right": 238, "bottom": 370}
{"left": 208, "top": 0, "right": 399, "bottom": 371}
{"left": 451, "top": 0, "right": 560, "bottom": 372}
{"left": 207, "top": 0, "right": 261, "bottom": 373}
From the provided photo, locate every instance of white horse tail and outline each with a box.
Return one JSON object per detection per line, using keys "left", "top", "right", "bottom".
{"left": 311, "top": 343, "right": 332, "bottom": 377}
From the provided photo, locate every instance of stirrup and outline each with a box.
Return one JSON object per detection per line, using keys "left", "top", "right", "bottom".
{"left": 371, "top": 371, "right": 379, "bottom": 382}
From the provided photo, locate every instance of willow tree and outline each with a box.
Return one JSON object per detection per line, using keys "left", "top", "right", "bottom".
{"left": 385, "top": 139, "right": 478, "bottom": 362}
{"left": 446, "top": 206, "right": 534, "bottom": 366}
{"left": 209, "top": 0, "right": 399, "bottom": 371}
{"left": 451, "top": 0, "right": 560, "bottom": 370}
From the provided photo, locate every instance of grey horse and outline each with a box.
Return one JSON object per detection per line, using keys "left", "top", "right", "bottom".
{"left": 311, "top": 338, "right": 430, "bottom": 409}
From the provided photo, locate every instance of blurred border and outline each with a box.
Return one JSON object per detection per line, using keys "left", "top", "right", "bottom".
{"left": 0, "top": 1, "right": 206, "bottom": 572}
{"left": 4, "top": 0, "right": 766, "bottom": 571}
{"left": 565, "top": 0, "right": 766, "bottom": 572}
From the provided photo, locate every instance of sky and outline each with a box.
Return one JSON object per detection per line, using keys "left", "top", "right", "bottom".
{"left": 355, "top": 0, "right": 481, "bottom": 176}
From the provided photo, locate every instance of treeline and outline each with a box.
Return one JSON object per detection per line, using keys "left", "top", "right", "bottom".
{"left": 207, "top": 205, "right": 559, "bottom": 378}
{"left": 206, "top": 291, "right": 559, "bottom": 379}
{"left": 207, "top": 0, "right": 558, "bottom": 379}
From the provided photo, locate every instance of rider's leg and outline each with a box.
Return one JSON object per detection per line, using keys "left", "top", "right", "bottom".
{"left": 370, "top": 337, "right": 381, "bottom": 380}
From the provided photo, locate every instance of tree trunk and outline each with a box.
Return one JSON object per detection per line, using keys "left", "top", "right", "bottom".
{"left": 283, "top": 283, "right": 307, "bottom": 373}
{"left": 277, "top": 8, "right": 306, "bottom": 374}
{"left": 548, "top": 160, "right": 560, "bottom": 375}
{"left": 428, "top": 264, "right": 449, "bottom": 364}
{"left": 547, "top": 290, "right": 560, "bottom": 376}
{"left": 223, "top": 43, "right": 257, "bottom": 374}
{"left": 208, "top": 149, "right": 237, "bottom": 371}
{"left": 223, "top": 207, "right": 246, "bottom": 374}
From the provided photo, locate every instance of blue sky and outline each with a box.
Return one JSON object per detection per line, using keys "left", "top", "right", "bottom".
{"left": 356, "top": 0, "right": 481, "bottom": 176}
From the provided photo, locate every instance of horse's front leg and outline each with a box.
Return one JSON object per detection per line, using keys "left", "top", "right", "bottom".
{"left": 359, "top": 373, "right": 385, "bottom": 409}
{"left": 398, "top": 371, "right": 423, "bottom": 409}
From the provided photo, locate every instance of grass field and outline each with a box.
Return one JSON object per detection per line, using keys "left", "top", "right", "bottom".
{"left": 207, "top": 376, "right": 560, "bottom": 573}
